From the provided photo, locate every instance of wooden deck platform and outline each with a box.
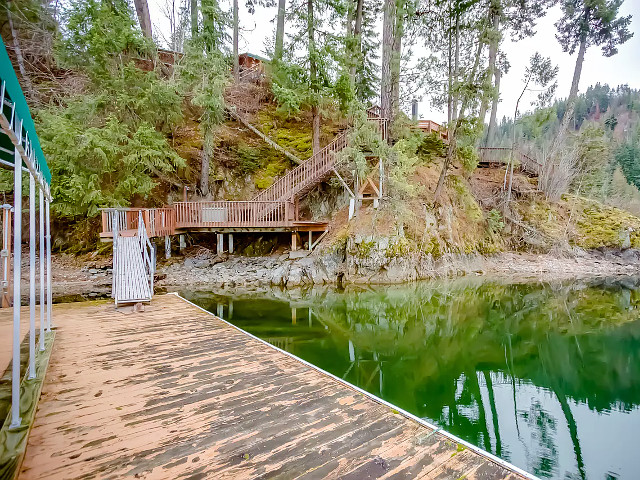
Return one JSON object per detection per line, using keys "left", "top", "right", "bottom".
{"left": 18, "top": 295, "right": 531, "bottom": 480}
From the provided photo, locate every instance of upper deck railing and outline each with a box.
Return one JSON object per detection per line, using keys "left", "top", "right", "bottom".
{"left": 417, "top": 120, "right": 448, "bottom": 141}
{"left": 175, "top": 200, "right": 291, "bottom": 228}
{"left": 478, "top": 147, "right": 542, "bottom": 175}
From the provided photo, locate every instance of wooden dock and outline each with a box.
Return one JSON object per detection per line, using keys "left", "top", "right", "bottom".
{"left": 18, "top": 295, "right": 530, "bottom": 479}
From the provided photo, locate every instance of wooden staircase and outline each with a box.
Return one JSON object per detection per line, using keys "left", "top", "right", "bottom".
{"left": 252, "top": 130, "right": 351, "bottom": 203}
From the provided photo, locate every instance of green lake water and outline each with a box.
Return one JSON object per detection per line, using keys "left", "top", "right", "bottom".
{"left": 183, "top": 277, "right": 640, "bottom": 480}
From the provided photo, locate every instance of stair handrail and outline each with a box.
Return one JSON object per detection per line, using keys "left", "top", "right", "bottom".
{"left": 137, "top": 211, "right": 155, "bottom": 296}
{"left": 252, "top": 129, "right": 350, "bottom": 203}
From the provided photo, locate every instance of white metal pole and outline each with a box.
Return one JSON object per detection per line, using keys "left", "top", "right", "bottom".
{"left": 39, "top": 187, "right": 45, "bottom": 351}
{"left": 28, "top": 174, "right": 36, "bottom": 379}
{"left": 45, "top": 198, "right": 52, "bottom": 331}
{"left": 10, "top": 142, "right": 22, "bottom": 428}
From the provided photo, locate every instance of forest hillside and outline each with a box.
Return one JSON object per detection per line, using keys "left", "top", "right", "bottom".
{"left": 1, "top": 0, "right": 639, "bottom": 268}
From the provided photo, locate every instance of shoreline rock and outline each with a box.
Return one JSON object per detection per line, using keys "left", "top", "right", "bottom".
{"left": 158, "top": 247, "right": 640, "bottom": 290}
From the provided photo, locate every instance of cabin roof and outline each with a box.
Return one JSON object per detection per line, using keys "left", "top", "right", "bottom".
{"left": 0, "top": 37, "right": 51, "bottom": 184}
{"left": 239, "top": 52, "right": 269, "bottom": 63}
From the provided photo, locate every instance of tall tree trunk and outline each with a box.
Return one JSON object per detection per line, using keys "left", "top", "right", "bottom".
{"left": 133, "top": 0, "right": 153, "bottom": 39}
{"left": 451, "top": 10, "right": 460, "bottom": 126}
{"left": 349, "top": 0, "right": 364, "bottom": 89}
{"left": 380, "top": 0, "right": 396, "bottom": 126}
{"left": 274, "top": 0, "right": 286, "bottom": 60}
{"left": 308, "top": 0, "right": 320, "bottom": 154}
{"left": 435, "top": 38, "right": 484, "bottom": 202}
{"left": 6, "top": 1, "right": 36, "bottom": 102}
{"left": 479, "top": 9, "right": 499, "bottom": 141}
{"left": 390, "top": 1, "right": 403, "bottom": 120}
{"left": 447, "top": 4, "right": 453, "bottom": 125}
{"left": 485, "top": 67, "right": 501, "bottom": 145}
{"left": 201, "top": 134, "right": 211, "bottom": 197}
{"left": 548, "top": 36, "right": 587, "bottom": 161}
{"left": 233, "top": 0, "right": 239, "bottom": 81}
{"left": 191, "top": 0, "right": 198, "bottom": 38}
{"left": 381, "top": 0, "right": 402, "bottom": 133}
{"left": 312, "top": 106, "right": 321, "bottom": 155}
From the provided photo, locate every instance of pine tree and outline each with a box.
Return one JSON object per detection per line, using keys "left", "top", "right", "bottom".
{"left": 550, "top": 0, "right": 633, "bottom": 159}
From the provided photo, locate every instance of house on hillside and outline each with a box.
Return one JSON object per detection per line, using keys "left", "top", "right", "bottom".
{"left": 239, "top": 52, "right": 268, "bottom": 70}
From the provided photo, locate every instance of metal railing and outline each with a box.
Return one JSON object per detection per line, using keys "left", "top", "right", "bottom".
{"left": 0, "top": 70, "right": 54, "bottom": 431}
{"left": 110, "top": 210, "right": 155, "bottom": 306}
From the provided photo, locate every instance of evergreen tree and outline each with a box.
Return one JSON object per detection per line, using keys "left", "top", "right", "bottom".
{"left": 42, "top": 0, "right": 185, "bottom": 217}
{"left": 550, "top": 0, "right": 633, "bottom": 158}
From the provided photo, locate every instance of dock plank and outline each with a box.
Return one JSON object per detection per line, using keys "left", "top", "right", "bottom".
{"left": 18, "top": 295, "right": 529, "bottom": 480}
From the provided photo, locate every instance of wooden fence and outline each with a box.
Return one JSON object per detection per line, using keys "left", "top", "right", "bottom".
{"left": 478, "top": 147, "right": 542, "bottom": 175}
{"left": 174, "top": 201, "right": 290, "bottom": 228}
{"left": 101, "top": 208, "right": 176, "bottom": 238}
{"left": 417, "top": 120, "right": 449, "bottom": 140}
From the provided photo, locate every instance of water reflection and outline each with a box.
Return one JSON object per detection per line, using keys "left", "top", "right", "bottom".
{"left": 184, "top": 277, "right": 640, "bottom": 480}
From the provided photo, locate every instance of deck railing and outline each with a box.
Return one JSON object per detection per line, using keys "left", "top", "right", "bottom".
{"left": 101, "top": 207, "right": 176, "bottom": 238}
{"left": 417, "top": 120, "right": 448, "bottom": 140}
{"left": 175, "top": 201, "right": 290, "bottom": 228}
{"left": 478, "top": 147, "right": 542, "bottom": 175}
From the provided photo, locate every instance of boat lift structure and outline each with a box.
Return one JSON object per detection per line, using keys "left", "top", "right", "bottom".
{"left": 0, "top": 37, "right": 54, "bottom": 430}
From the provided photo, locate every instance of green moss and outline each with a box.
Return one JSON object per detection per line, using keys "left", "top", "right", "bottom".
{"left": 386, "top": 237, "right": 413, "bottom": 258}
{"left": 422, "top": 236, "right": 442, "bottom": 258}
{"left": 256, "top": 107, "right": 313, "bottom": 159}
{"left": 330, "top": 229, "right": 349, "bottom": 254}
{"left": 354, "top": 240, "right": 376, "bottom": 259}
{"left": 254, "top": 159, "right": 289, "bottom": 189}
{"left": 576, "top": 199, "right": 640, "bottom": 248}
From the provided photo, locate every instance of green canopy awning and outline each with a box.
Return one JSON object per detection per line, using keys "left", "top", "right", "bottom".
{"left": 0, "top": 36, "right": 51, "bottom": 185}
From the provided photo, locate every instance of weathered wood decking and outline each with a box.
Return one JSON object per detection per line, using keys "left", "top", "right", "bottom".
{"left": 19, "top": 295, "right": 529, "bottom": 479}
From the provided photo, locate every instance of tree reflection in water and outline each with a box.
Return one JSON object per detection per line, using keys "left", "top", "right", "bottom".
{"left": 185, "top": 277, "right": 640, "bottom": 480}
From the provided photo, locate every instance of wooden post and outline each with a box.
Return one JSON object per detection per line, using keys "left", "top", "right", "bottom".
{"left": 217, "top": 233, "right": 224, "bottom": 255}
{"left": 179, "top": 234, "right": 186, "bottom": 252}
{"left": 228, "top": 234, "right": 234, "bottom": 254}
{"left": 291, "top": 231, "right": 297, "bottom": 251}
{"left": 294, "top": 197, "right": 299, "bottom": 221}
{"left": 308, "top": 231, "right": 312, "bottom": 251}
{"left": 183, "top": 186, "right": 189, "bottom": 203}
{"left": 164, "top": 235, "right": 171, "bottom": 259}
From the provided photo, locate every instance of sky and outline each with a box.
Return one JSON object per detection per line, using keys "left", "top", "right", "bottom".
{"left": 146, "top": 0, "right": 640, "bottom": 124}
